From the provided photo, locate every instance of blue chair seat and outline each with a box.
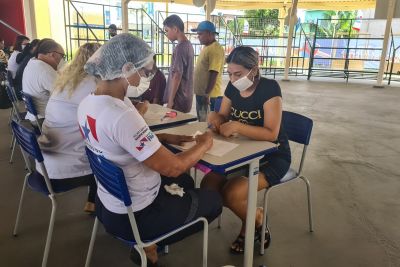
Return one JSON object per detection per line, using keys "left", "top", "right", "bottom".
{"left": 27, "top": 171, "right": 81, "bottom": 195}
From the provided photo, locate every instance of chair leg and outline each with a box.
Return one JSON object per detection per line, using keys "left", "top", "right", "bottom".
{"left": 260, "top": 189, "right": 271, "bottom": 255}
{"left": 85, "top": 218, "right": 99, "bottom": 267}
{"left": 300, "top": 176, "right": 314, "bottom": 232}
{"left": 9, "top": 137, "right": 16, "bottom": 164}
{"left": 13, "top": 173, "right": 29, "bottom": 236}
{"left": 10, "top": 132, "right": 14, "bottom": 149}
{"left": 8, "top": 106, "right": 14, "bottom": 125}
{"left": 135, "top": 246, "right": 147, "bottom": 267}
{"left": 202, "top": 219, "right": 208, "bottom": 267}
{"left": 41, "top": 195, "right": 57, "bottom": 267}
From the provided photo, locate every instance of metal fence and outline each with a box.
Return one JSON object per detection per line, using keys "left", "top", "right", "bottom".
{"left": 63, "top": 1, "right": 400, "bottom": 84}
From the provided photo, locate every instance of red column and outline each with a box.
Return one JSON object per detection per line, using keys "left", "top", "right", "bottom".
{"left": 0, "top": 0, "right": 27, "bottom": 47}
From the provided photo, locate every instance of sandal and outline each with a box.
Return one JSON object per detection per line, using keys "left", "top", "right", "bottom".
{"left": 255, "top": 225, "right": 271, "bottom": 249}
{"left": 230, "top": 226, "right": 271, "bottom": 254}
{"left": 230, "top": 234, "right": 245, "bottom": 254}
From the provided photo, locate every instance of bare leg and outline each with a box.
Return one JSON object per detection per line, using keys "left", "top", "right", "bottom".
{"left": 144, "top": 244, "right": 158, "bottom": 264}
{"left": 200, "top": 172, "right": 227, "bottom": 194}
{"left": 222, "top": 173, "right": 270, "bottom": 252}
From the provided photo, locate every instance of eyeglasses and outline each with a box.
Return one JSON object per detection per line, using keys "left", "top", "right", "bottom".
{"left": 139, "top": 65, "right": 157, "bottom": 80}
{"left": 52, "top": 51, "right": 66, "bottom": 60}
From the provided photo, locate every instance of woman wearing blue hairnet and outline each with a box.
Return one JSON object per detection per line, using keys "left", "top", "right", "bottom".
{"left": 78, "top": 33, "right": 222, "bottom": 266}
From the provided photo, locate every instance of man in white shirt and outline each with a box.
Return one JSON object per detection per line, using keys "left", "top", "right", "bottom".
{"left": 22, "top": 38, "right": 64, "bottom": 121}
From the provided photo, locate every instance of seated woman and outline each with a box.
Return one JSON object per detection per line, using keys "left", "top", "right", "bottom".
{"left": 78, "top": 33, "right": 222, "bottom": 266}
{"left": 203, "top": 46, "right": 291, "bottom": 254}
{"left": 140, "top": 55, "right": 166, "bottom": 105}
{"left": 38, "top": 43, "right": 101, "bottom": 212}
{"left": 14, "top": 39, "right": 40, "bottom": 99}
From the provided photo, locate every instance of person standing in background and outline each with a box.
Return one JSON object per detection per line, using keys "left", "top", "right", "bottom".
{"left": 192, "top": 21, "right": 225, "bottom": 121}
{"left": 162, "top": 14, "right": 194, "bottom": 113}
{"left": 108, "top": 24, "right": 118, "bottom": 39}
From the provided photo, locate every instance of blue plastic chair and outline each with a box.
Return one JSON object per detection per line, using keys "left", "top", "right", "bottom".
{"left": 5, "top": 79, "right": 27, "bottom": 164}
{"left": 259, "top": 111, "right": 314, "bottom": 255}
{"left": 84, "top": 147, "right": 209, "bottom": 267}
{"left": 21, "top": 91, "right": 42, "bottom": 134}
{"left": 10, "top": 120, "right": 85, "bottom": 267}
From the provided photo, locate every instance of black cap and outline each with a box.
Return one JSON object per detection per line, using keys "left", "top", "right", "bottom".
{"left": 108, "top": 24, "right": 117, "bottom": 30}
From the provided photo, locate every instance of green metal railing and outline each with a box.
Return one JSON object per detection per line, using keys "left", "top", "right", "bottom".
{"left": 62, "top": 1, "right": 400, "bottom": 84}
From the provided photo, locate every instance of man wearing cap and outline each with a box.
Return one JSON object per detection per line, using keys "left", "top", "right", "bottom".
{"left": 192, "top": 20, "right": 225, "bottom": 121}
{"left": 108, "top": 24, "right": 118, "bottom": 39}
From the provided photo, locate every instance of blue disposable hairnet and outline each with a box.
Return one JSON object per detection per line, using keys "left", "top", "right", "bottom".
{"left": 84, "top": 33, "right": 155, "bottom": 80}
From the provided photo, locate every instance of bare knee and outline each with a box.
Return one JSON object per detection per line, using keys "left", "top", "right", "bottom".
{"left": 200, "top": 172, "right": 226, "bottom": 193}
{"left": 222, "top": 177, "right": 248, "bottom": 207}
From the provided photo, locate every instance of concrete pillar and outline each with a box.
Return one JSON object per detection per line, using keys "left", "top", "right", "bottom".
{"left": 122, "top": 0, "right": 130, "bottom": 33}
{"left": 206, "top": 0, "right": 211, "bottom": 20}
{"left": 374, "top": 0, "right": 397, "bottom": 88}
{"left": 23, "top": 0, "right": 37, "bottom": 39}
{"left": 283, "top": 0, "right": 298, "bottom": 81}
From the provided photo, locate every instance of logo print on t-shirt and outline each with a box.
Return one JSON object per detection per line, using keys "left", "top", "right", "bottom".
{"left": 136, "top": 136, "right": 149, "bottom": 151}
{"left": 135, "top": 132, "right": 155, "bottom": 151}
{"left": 87, "top": 116, "right": 98, "bottom": 142}
{"left": 81, "top": 121, "right": 91, "bottom": 141}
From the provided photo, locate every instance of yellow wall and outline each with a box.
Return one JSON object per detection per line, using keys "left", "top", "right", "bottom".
{"left": 34, "top": 0, "right": 52, "bottom": 39}
{"left": 34, "top": 0, "right": 66, "bottom": 50}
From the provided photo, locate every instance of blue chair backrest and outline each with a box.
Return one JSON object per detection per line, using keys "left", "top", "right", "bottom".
{"left": 21, "top": 92, "right": 38, "bottom": 116}
{"left": 214, "top": 96, "right": 223, "bottom": 112}
{"left": 11, "top": 120, "right": 44, "bottom": 162}
{"left": 282, "top": 111, "right": 313, "bottom": 145}
{"left": 85, "top": 147, "right": 132, "bottom": 207}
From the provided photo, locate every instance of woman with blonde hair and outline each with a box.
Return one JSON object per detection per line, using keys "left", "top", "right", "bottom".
{"left": 38, "top": 42, "right": 101, "bottom": 212}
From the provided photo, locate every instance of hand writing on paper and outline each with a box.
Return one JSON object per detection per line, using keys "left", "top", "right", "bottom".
{"left": 219, "top": 121, "right": 240, "bottom": 137}
{"left": 207, "top": 111, "right": 224, "bottom": 133}
{"left": 195, "top": 131, "right": 213, "bottom": 151}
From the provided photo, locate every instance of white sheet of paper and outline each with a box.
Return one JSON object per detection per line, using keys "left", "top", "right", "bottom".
{"left": 176, "top": 131, "right": 239, "bottom": 157}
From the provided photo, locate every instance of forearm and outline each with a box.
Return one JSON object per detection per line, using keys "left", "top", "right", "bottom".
{"left": 168, "top": 72, "right": 182, "bottom": 105}
{"left": 205, "top": 71, "right": 218, "bottom": 95}
{"left": 237, "top": 123, "right": 279, "bottom": 141}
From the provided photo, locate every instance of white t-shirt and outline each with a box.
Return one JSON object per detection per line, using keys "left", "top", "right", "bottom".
{"left": 38, "top": 76, "right": 97, "bottom": 179}
{"left": 22, "top": 58, "right": 57, "bottom": 120}
{"left": 7, "top": 51, "right": 20, "bottom": 78}
{"left": 77, "top": 94, "right": 162, "bottom": 214}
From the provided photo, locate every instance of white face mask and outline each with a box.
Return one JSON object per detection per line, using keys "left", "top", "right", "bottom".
{"left": 126, "top": 75, "right": 151, "bottom": 98}
{"left": 21, "top": 44, "right": 26, "bottom": 50}
{"left": 232, "top": 70, "right": 253, "bottom": 92}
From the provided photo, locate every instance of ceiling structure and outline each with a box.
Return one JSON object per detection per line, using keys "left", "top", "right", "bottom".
{"left": 138, "top": 0, "right": 377, "bottom": 11}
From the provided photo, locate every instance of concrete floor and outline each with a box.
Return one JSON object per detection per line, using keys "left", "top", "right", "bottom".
{"left": 0, "top": 77, "right": 399, "bottom": 267}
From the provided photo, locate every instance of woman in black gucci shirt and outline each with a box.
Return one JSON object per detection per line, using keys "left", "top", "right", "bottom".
{"left": 202, "top": 46, "right": 291, "bottom": 254}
